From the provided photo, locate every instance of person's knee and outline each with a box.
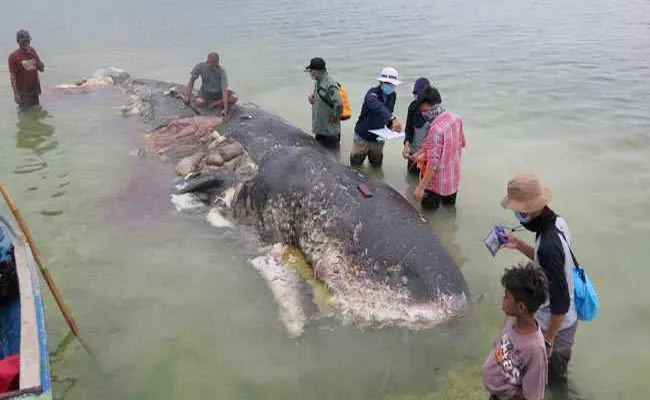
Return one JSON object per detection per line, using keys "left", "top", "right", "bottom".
{"left": 350, "top": 153, "right": 366, "bottom": 167}
{"left": 421, "top": 199, "right": 440, "bottom": 211}
{"left": 421, "top": 192, "right": 441, "bottom": 211}
{"left": 548, "top": 350, "right": 571, "bottom": 382}
{"left": 194, "top": 97, "right": 206, "bottom": 107}
{"left": 368, "top": 151, "right": 383, "bottom": 167}
{"left": 441, "top": 194, "right": 457, "bottom": 206}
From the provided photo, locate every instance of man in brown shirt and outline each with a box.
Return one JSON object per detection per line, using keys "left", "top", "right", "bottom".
{"left": 483, "top": 263, "right": 549, "bottom": 400}
{"left": 8, "top": 30, "right": 45, "bottom": 110}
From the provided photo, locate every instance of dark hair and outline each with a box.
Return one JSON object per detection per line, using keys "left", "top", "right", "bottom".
{"left": 416, "top": 86, "right": 442, "bottom": 108}
{"left": 501, "top": 262, "right": 548, "bottom": 314}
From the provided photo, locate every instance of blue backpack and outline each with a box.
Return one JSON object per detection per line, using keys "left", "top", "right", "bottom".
{"left": 557, "top": 230, "right": 600, "bottom": 321}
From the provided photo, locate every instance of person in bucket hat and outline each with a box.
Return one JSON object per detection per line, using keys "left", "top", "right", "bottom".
{"left": 501, "top": 174, "right": 552, "bottom": 214}
{"left": 350, "top": 66, "right": 404, "bottom": 167}
{"left": 501, "top": 174, "right": 579, "bottom": 389}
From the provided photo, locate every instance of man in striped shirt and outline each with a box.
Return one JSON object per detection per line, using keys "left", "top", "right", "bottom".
{"left": 412, "top": 94, "right": 465, "bottom": 211}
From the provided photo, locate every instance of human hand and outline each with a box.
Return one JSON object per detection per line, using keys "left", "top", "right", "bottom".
{"left": 308, "top": 93, "right": 315, "bottom": 105}
{"left": 402, "top": 144, "right": 410, "bottom": 159}
{"left": 412, "top": 150, "right": 425, "bottom": 163}
{"left": 392, "top": 119, "right": 403, "bottom": 132}
{"left": 502, "top": 232, "right": 522, "bottom": 250}
{"left": 413, "top": 184, "right": 425, "bottom": 201}
{"left": 543, "top": 334, "right": 554, "bottom": 358}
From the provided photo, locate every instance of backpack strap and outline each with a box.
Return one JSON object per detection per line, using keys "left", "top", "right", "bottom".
{"left": 555, "top": 229, "right": 579, "bottom": 267}
{"left": 316, "top": 83, "right": 338, "bottom": 109}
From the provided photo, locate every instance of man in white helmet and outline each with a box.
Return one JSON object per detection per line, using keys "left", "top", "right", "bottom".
{"left": 350, "top": 66, "right": 403, "bottom": 167}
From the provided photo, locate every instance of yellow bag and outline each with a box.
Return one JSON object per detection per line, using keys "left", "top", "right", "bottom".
{"left": 317, "top": 82, "right": 352, "bottom": 121}
{"left": 338, "top": 83, "right": 352, "bottom": 121}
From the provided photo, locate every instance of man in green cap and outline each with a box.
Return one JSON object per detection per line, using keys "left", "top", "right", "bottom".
{"left": 306, "top": 57, "right": 342, "bottom": 148}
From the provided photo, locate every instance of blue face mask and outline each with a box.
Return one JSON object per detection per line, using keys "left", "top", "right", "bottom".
{"left": 514, "top": 211, "right": 532, "bottom": 224}
{"left": 382, "top": 84, "right": 395, "bottom": 95}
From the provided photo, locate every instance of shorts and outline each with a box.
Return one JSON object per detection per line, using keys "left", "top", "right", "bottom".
{"left": 350, "top": 138, "right": 385, "bottom": 167}
{"left": 421, "top": 190, "right": 457, "bottom": 211}
{"left": 199, "top": 89, "right": 236, "bottom": 101}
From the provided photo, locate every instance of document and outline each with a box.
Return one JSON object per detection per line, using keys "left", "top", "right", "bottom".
{"left": 369, "top": 127, "right": 405, "bottom": 141}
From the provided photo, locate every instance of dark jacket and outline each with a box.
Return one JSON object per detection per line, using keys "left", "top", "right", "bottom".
{"left": 354, "top": 85, "right": 396, "bottom": 142}
{"left": 404, "top": 100, "right": 428, "bottom": 145}
{"left": 522, "top": 207, "right": 571, "bottom": 316}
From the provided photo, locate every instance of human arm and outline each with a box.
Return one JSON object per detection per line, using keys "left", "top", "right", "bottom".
{"left": 327, "top": 83, "right": 343, "bottom": 122}
{"left": 413, "top": 128, "right": 443, "bottom": 200}
{"left": 221, "top": 67, "right": 229, "bottom": 115}
{"left": 460, "top": 119, "right": 466, "bottom": 148}
{"left": 29, "top": 47, "right": 44, "bottom": 72}
{"left": 520, "top": 345, "right": 548, "bottom": 400}
{"left": 404, "top": 103, "right": 416, "bottom": 143}
{"left": 537, "top": 243, "right": 570, "bottom": 349}
{"left": 185, "top": 64, "right": 200, "bottom": 102}
{"left": 413, "top": 163, "right": 435, "bottom": 200}
{"left": 403, "top": 103, "right": 416, "bottom": 157}
{"left": 8, "top": 55, "right": 21, "bottom": 104}
{"left": 503, "top": 233, "right": 535, "bottom": 260}
{"left": 365, "top": 91, "right": 393, "bottom": 123}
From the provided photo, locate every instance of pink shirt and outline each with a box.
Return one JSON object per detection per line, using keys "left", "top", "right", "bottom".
{"left": 422, "top": 110, "right": 465, "bottom": 196}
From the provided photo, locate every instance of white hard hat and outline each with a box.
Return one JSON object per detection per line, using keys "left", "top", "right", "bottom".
{"left": 376, "top": 66, "right": 401, "bottom": 85}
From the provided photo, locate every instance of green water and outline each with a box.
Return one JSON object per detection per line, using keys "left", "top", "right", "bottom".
{"left": 1, "top": 0, "right": 649, "bottom": 398}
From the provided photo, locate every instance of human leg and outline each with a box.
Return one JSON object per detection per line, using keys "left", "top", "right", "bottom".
{"left": 421, "top": 190, "right": 442, "bottom": 211}
{"left": 350, "top": 138, "right": 369, "bottom": 166}
{"left": 367, "top": 141, "right": 385, "bottom": 167}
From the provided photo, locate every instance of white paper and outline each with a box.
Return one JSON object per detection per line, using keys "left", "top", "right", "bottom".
{"left": 369, "top": 127, "right": 405, "bottom": 141}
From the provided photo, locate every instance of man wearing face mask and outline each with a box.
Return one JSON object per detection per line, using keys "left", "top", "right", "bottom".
{"left": 185, "top": 52, "right": 238, "bottom": 117}
{"left": 500, "top": 174, "right": 578, "bottom": 385}
{"left": 403, "top": 77, "right": 432, "bottom": 175}
{"left": 412, "top": 87, "right": 465, "bottom": 211}
{"left": 8, "top": 30, "right": 45, "bottom": 110}
{"left": 350, "top": 66, "right": 403, "bottom": 167}
{"left": 305, "top": 57, "right": 343, "bottom": 148}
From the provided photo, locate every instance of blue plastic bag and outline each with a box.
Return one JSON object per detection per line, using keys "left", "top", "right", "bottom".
{"left": 558, "top": 230, "right": 600, "bottom": 322}
{"left": 572, "top": 264, "right": 599, "bottom": 321}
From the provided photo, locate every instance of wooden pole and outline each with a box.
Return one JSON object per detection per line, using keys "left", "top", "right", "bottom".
{"left": 0, "top": 183, "right": 95, "bottom": 358}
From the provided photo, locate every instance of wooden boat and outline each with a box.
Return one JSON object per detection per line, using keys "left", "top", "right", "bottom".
{"left": 0, "top": 213, "right": 52, "bottom": 400}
